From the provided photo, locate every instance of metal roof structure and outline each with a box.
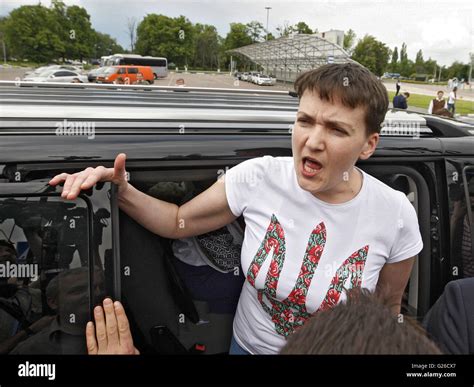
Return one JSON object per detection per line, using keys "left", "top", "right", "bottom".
{"left": 228, "top": 34, "right": 354, "bottom": 82}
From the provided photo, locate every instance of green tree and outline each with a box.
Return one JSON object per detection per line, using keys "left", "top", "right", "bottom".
{"left": 415, "top": 49, "right": 424, "bottom": 65}
{"left": 343, "top": 28, "right": 356, "bottom": 53}
{"left": 266, "top": 32, "right": 276, "bottom": 41}
{"left": 135, "top": 14, "right": 195, "bottom": 67}
{"left": 398, "top": 42, "right": 410, "bottom": 76}
{"left": 193, "top": 23, "right": 220, "bottom": 69}
{"left": 414, "top": 49, "right": 426, "bottom": 74}
{"left": 93, "top": 31, "right": 124, "bottom": 58}
{"left": 3, "top": 4, "right": 65, "bottom": 62}
{"left": 223, "top": 23, "right": 253, "bottom": 50}
{"left": 351, "top": 35, "right": 390, "bottom": 76}
{"left": 446, "top": 61, "right": 470, "bottom": 80}
{"left": 389, "top": 46, "right": 398, "bottom": 72}
{"left": 424, "top": 57, "right": 438, "bottom": 78}
{"left": 222, "top": 23, "right": 253, "bottom": 70}
{"left": 276, "top": 21, "right": 294, "bottom": 37}
{"left": 63, "top": 5, "right": 95, "bottom": 60}
{"left": 246, "top": 21, "right": 265, "bottom": 43}
{"left": 294, "top": 22, "right": 313, "bottom": 34}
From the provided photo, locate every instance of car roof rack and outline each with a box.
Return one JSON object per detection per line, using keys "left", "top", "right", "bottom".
{"left": 0, "top": 81, "right": 472, "bottom": 138}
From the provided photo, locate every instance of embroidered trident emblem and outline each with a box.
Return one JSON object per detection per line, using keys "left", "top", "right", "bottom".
{"left": 247, "top": 214, "right": 369, "bottom": 337}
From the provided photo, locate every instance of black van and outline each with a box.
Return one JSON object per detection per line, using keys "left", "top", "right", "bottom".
{"left": 0, "top": 81, "right": 473, "bottom": 355}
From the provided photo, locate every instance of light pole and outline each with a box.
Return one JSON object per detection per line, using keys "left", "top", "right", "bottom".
{"left": 265, "top": 6, "right": 272, "bottom": 41}
{"left": 469, "top": 52, "right": 473, "bottom": 84}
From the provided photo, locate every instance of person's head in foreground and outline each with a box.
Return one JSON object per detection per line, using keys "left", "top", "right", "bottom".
{"left": 436, "top": 90, "right": 444, "bottom": 100}
{"left": 403, "top": 92, "right": 410, "bottom": 99}
{"left": 280, "top": 289, "right": 441, "bottom": 354}
{"left": 292, "top": 63, "right": 388, "bottom": 202}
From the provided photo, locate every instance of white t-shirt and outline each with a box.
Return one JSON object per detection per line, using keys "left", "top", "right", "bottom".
{"left": 225, "top": 156, "right": 423, "bottom": 354}
{"left": 448, "top": 91, "right": 456, "bottom": 104}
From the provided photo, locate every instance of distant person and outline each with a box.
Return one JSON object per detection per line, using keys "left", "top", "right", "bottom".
{"left": 428, "top": 91, "right": 448, "bottom": 115}
{"left": 113, "top": 77, "right": 125, "bottom": 85}
{"left": 393, "top": 92, "right": 409, "bottom": 110}
{"left": 71, "top": 78, "right": 83, "bottom": 84}
{"left": 133, "top": 73, "right": 148, "bottom": 85}
{"left": 280, "top": 289, "right": 441, "bottom": 354}
{"left": 447, "top": 87, "right": 457, "bottom": 114}
{"left": 395, "top": 79, "right": 401, "bottom": 96}
{"left": 175, "top": 78, "right": 185, "bottom": 87}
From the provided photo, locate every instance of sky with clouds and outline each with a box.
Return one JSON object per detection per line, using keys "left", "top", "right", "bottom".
{"left": 1, "top": 0, "right": 472, "bottom": 66}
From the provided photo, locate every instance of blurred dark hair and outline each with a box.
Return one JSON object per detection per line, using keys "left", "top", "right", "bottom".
{"left": 294, "top": 63, "right": 389, "bottom": 136}
{"left": 280, "top": 289, "right": 441, "bottom": 354}
{"left": 0, "top": 240, "right": 16, "bottom": 260}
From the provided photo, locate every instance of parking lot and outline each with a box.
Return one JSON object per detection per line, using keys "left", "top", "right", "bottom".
{"left": 0, "top": 65, "right": 293, "bottom": 91}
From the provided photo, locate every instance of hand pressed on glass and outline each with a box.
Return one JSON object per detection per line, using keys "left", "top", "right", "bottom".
{"left": 86, "top": 298, "right": 139, "bottom": 355}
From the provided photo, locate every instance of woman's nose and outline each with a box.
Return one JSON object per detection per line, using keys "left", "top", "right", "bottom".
{"left": 305, "top": 125, "right": 326, "bottom": 150}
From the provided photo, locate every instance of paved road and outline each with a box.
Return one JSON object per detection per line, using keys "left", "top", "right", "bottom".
{"left": 0, "top": 66, "right": 293, "bottom": 91}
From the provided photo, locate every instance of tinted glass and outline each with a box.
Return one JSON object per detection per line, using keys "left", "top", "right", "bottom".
{"left": 0, "top": 196, "right": 99, "bottom": 354}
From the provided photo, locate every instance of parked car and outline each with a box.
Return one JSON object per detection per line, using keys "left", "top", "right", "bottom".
{"left": 240, "top": 72, "right": 250, "bottom": 81}
{"left": 0, "top": 82, "right": 473, "bottom": 357}
{"left": 254, "top": 74, "right": 276, "bottom": 86}
{"left": 95, "top": 65, "right": 154, "bottom": 84}
{"left": 23, "top": 65, "right": 82, "bottom": 78}
{"left": 87, "top": 66, "right": 111, "bottom": 83}
{"left": 23, "top": 69, "right": 88, "bottom": 83}
{"left": 249, "top": 72, "right": 261, "bottom": 83}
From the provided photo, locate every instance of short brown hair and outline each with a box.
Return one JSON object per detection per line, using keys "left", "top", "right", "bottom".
{"left": 280, "top": 289, "right": 441, "bottom": 355}
{"left": 294, "top": 63, "right": 389, "bottom": 136}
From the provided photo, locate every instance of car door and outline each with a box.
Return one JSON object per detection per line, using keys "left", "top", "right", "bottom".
{"left": 127, "top": 67, "right": 138, "bottom": 84}
{"left": 52, "top": 71, "right": 78, "bottom": 83}
{"left": 0, "top": 179, "right": 120, "bottom": 354}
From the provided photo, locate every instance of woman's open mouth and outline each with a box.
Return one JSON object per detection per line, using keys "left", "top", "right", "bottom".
{"left": 301, "top": 157, "right": 323, "bottom": 178}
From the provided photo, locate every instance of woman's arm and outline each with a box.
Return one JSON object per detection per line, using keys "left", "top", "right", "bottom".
{"left": 50, "top": 153, "right": 237, "bottom": 239}
{"left": 376, "top": 257, "right": 415, "bottom": 315}
{"left": 118, "top": 176, "right": 237, "bottom": 239}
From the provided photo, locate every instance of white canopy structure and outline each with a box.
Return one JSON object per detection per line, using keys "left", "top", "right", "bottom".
{"left": 228, "top": 33, "right": 355, "bottom": 82}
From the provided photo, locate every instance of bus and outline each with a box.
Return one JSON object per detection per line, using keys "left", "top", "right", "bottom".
{"left": 100, "top": 55, "right": 113, "bottom": 67}
{"left": 105, "top": 54, "right": 168, "bottom": 79}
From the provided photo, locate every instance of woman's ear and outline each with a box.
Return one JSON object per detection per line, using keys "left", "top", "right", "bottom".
{"left": 359, "top": 133, "right": 379, "bottom": 160}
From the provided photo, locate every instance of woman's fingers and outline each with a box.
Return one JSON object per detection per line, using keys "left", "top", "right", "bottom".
{"left": 80, "top": 166, "right": 109, "bottom": 191}
{"left": 49, "top": 173, "right": 69, "bottom": 186}
{"left": 67, "top": 168, "right": 94, "bottom": 200}
{"left": 93, "top": 305, "right": 108, "bottom": 353}
{"left": 113, "top": 153, "right": 127, "bottom": 183}
{"left": 61, "top": 174, "right": 78, "bottom": 199}
{"left": 50, "top": 154, "right": 126, "bottom": 199}
{"left": 86, "top": 298, "right": 138, "bottom": 355}
{"left": 103, "top": 298, "right": 119, "bottom": 350}
{"left": 114, "top": 301, "right": 134, "bottom": 352}
{"left": 86, "top": 321, "right": 98, "bottom": 355}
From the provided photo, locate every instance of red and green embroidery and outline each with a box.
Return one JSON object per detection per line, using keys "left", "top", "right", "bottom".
{"left": 247, "top": 214, "right": 369, "bottom": 337}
